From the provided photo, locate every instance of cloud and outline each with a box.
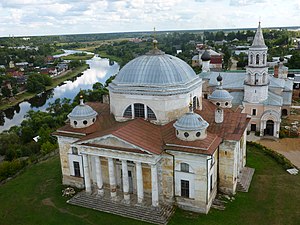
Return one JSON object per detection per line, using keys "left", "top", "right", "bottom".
{"left": 0, "top": 0, "right": 299, "bottom": 36}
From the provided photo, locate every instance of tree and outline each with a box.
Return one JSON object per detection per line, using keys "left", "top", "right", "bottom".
{"left": 1, "top": 86, "right": 11, "bottom": 97}
{"left": 41, "top": 141, "right": 57, "bottom": 155}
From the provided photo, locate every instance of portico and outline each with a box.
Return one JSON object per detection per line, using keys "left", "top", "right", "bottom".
{"left": 79, "top": 145, "right": 160, "bottom": 207}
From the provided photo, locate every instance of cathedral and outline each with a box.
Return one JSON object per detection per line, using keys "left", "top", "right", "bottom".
{"left": 200, "top": 23, "right": 293, "bottom": 138}
{"left": 55, "top": 30, "right": 252, "bottom": 224}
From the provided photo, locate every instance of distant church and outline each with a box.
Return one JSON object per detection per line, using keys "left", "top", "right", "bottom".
{"left": 200, "top": 23, "right": 293, "bottom": 138}
{"left": 55, "top": 31, "right": 252, "bottom": 224}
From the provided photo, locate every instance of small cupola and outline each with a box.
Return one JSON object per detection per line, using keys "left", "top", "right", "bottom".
{"left": 208, "top": 75, "right": 233, "bottom": 123}
{"left": 201, "top": 49, "right": 211, "bottom": 72}
{"left": 201, "top": 49, "right": 211, "bottom": 61}
{"left": 173, "top": 103, "right": 209, "bottom": 141}
{"left": 208, "top": 74, "right": 233, "bottom": 108}
{"left": 68, "top": 96, "right": 98, "bottom": 128}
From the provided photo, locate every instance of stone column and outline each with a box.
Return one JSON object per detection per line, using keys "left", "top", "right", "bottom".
{"left": 108, "top": 158, "right": 117, "bottom": 198}
{"left": 136, "top": 161, "right": 144, "bottom": 204}
{"left": 151, "top": 164, "right": 159, "bottom": 207}
{"left": 95, "top": 156, "right": 104, "bottom": 196}
{"left": 82, "top": 154, "right": 91, "bottom": 193}
{"left": 122, "top": 160, "right": 130, "bottom": 203}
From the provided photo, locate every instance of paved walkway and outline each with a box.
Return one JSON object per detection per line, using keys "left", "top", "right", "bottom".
{"left": 257, "top": 138, "right": 300, "bottom": 168}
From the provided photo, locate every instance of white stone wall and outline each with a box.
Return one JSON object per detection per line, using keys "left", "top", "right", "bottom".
{"left": 218, "top": 140, "right": 240, "bottom": 195}
{"left": 167, "top": 150, "right": 218, "bottom": 213}
{"left": 244, "top": 85, "right": 268, "bottom": 103}
{"left": 110, "top": 85, "right": 202, "bottom": 125}
{"left": 57, "top": 136, "right": 84, "bottom": 188}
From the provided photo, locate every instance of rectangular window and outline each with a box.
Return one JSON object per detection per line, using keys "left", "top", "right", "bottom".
{"left": 181, "top": 180, "right": 189, "bottom": 198}
{"left": 252, "top": 109, "right": 257, "bottom": 116}
{"left": 73, "top": 161, "right": 80, "bottom": 177}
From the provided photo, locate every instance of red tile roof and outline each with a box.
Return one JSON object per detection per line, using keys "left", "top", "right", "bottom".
{"left": 56, "top": 100, "right": 249, "bottom": 156}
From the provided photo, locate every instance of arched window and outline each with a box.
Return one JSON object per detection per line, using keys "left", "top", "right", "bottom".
{"left": 134, "top": 103, "right": 145, "bottom": 118}
{"left": 263, "top": 54, "right": 266, "bottom": 64}
{"left": 250, "top": 54, "right": 253, "bottom": 64}
{"left": 147, "top": 106, "right": 156, "bottom": 120}
{"left": 181, "top": 163, "right": 189, "bottom": 172}
{"left": 123, "top": 105, "right": 132, "bottom": 118}
{"left": 256, "top": 54, "right": 259, "bottom": 65}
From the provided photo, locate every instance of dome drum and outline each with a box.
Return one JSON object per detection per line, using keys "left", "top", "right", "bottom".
{"left": 176, "top": 128, "right": 208, "bottom": 141}
{"left": 174, "top": 111, "right": 209, "bottom": 141}
{"left": 68, "top": 99, "right": 98, "bottom": 128}
{"left": 208, "top": 89, "right": 233, "bottom": 108}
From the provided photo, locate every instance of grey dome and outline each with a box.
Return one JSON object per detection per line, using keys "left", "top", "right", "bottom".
{"left": 174, "top": 112, "right": 209, "bottom": 131}
{"left": 208, "top": 89, "right": 233, "bottom": 101}
{"left": 68, "top": 100, "right": 98, "bottom": 120}
{"left": 201, "top": 50, "right": 211, "bottom": 61}
{"left": 109, "top": 50, "right": 202, "bottom": 96}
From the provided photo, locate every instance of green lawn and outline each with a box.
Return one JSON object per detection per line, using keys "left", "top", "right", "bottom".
{"left": 0, "top": 145, "right": 299, "bottom": 225}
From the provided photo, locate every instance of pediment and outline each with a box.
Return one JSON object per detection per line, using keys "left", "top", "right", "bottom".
{"left": 78, "top": 135, "right": 150, "bottom": 154}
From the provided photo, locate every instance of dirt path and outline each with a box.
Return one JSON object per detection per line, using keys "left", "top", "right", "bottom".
{"left": 257, "top": 138, "right": 300, "bottom": 168}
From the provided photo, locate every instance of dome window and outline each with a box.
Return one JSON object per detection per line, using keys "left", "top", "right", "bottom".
{"left": 196, "top": 132, "right": 201, "bottom": 137}
{"left": 176, "top": 130, "right": 179, "bottom": 135}
{"left": 147, "top": 106, "right": 157, "bottom": 120}
{"left": 216, "top": 102, "right": 220, "bottom": 106}
{"left": 225, "top": 102, "right": 229, "bottom": 106}
{"left": 74, "top": 121, "right": 77, "bottom": 126}
{"left": 83, "top": 120, "right": 88, "bottom": 125}
{"left": 193, "top": 96, "right": 197, "bottom": 110}
{"left": 184, "top": 132, "right": 189, "bottom": 138}
{"left": 134, "top": 103, "right": 145, "bottom": 118}
{"left": 92, "top": 118, "right": 95, "bottom": 122}
{"left": 123, "top": 105, "right": 132, "bottom": 118}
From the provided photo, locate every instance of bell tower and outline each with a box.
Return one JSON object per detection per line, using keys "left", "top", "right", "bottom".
{"left": 244, "top": 22, "right": 269, "bottom": 103}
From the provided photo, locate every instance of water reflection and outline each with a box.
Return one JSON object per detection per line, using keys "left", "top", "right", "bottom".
{"left": 0, "top": 56, "right": 119, "bottom": 132}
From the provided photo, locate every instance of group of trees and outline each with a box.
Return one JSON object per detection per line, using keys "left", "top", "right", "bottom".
{"left": 0, "top": 97, "right": 75, "bottom": 181}
{"left": 26, "top": 73, "right": 52, "bottom": 93}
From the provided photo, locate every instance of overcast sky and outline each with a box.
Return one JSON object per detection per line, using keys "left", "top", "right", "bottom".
{"left": 0, "top": 0, "right": 299, "bottom": 37}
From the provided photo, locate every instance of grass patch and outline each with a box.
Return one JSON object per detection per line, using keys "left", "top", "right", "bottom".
{"left": 0, "top": 64, "right": 88, "bottom": 111}
{"left": 0, "top": 145, "right": 299, "bottom": 225}
{"left": 61, "top": 54, "right": 94, "bottom": 61}
{"left": 97, "top": 51, "right": 122, "bottom": 63}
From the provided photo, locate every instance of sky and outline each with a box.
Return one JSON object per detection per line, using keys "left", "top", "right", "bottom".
{"left": 0, "top": 0, "right": 299, "bottom": 37}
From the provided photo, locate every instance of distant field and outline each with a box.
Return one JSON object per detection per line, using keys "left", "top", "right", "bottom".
{"left": 0, "top": 144, "right": 299, "bottom": 225}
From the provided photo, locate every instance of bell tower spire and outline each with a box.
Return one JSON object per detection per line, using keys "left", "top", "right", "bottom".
{"left": 244, "top": 22, "right": 269, "bottom": 103}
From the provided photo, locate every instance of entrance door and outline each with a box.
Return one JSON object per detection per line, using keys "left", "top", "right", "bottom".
{"left": 264, "top": 120, "right": 274, "bottom": 136}
{"left": 128, "top": 171, "right": 133, "bottom": 194}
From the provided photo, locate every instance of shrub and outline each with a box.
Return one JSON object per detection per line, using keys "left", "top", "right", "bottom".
{"left": 0, "top": 159, "right": 27, "bottom": 182}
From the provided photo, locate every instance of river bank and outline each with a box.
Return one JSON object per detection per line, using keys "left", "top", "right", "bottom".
{"left": 0, "top": 64, "right": 88, "bottom": 111}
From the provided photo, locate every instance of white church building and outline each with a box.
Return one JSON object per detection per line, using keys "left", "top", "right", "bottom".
{"left": 55, "top": 40, "right": 251, "bottom": 224}
{"left": 200, "top": 23, "right": 293, "bottom": 138}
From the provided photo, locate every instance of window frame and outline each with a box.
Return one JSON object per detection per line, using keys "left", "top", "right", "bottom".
{"left": 180, "top": 163, "right": 189, "bottom": 173}
{"left": 181, "top": 180, "right": 190, "bottom": 198}
{"left": 73, "top": 161, "right": 81, "bottom": 177}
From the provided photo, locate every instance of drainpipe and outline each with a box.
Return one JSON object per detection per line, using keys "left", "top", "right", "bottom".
{"left": 206, "top": 155, "right": 213, "bottom": 205}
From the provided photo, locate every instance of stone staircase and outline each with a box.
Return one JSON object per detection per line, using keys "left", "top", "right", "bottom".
{"left": 237, "top": 167, "right": 255, "bottom": 192}
{"left": 67, "top": 192, "right": 175, "bottom": 225}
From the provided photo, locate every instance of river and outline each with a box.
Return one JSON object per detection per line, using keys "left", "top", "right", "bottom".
{"left": 0, "top": 53, "right": 119, "bottom": 133}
